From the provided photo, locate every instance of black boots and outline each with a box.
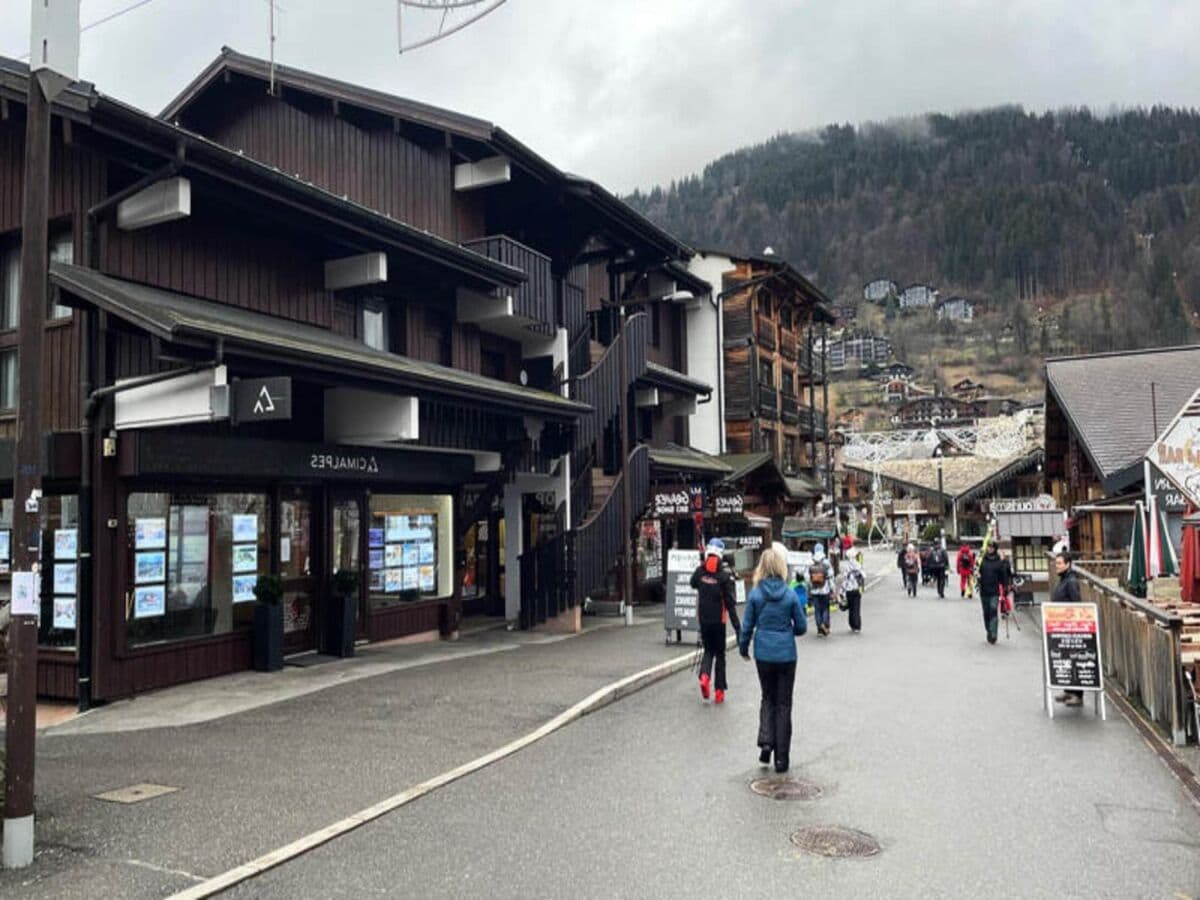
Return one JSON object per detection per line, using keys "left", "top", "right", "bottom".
{"left": 774, "top": 754, "right": 789, "bottom": 774}
{"left": 759, "top": 747, "right": 772, "bottom": 765}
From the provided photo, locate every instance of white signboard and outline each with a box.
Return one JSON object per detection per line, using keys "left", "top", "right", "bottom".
{"left": 664, "top": 549, "right": 701, "bottom": 632}
{"left": 1149, "top": 388, "right": 1200, "bottom": 509}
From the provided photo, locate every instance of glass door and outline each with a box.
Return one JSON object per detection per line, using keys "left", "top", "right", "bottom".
{"left": 279, "top": 487, "right": 318, "bottom": 654}
{"left": 329, "top": 492, "right": 366, "bottom": 639}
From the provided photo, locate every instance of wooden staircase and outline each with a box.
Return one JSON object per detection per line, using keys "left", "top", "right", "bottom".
{"left": 591, "top": 467, "right": 617, "bottom": 514}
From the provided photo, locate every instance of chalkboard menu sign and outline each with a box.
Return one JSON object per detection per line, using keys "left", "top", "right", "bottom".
{"left": 664, "top": 549, "right": 701, "bottom": 632}
{"left": 1041, "top": 603, "right": 1103, "bottom": 691}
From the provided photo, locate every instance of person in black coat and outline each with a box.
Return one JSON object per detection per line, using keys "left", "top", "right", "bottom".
{"left": 977, "top": 544, "right": 1011, "bottom": 645}
{"left": 926, "top": 543, "right": 949, "bottom": 598}
{"left": 1051, "top": 551, "right": 1084, "bottom": 707}
{"left": 691, "top": 538, "right": 741, "bottom": 704}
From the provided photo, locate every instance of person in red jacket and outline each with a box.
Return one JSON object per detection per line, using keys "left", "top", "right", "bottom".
{"left": 956, "top": 543, "right": 976, "bottom": 598}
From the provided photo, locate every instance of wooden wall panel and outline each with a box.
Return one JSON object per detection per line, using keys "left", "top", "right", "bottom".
{"left": 723, "top": 343, "right": 756, "bottom": 421}
{"left": 723, "top": 293, "right": 752, "bottom": 343}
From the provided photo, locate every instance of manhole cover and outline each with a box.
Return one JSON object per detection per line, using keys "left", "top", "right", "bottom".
{"left": 93, "top": 783, "right": 179, "bottom": 805}
{"left": 750, "top": 776, "right": 822, "bottom": 801}
{"left": 790, "top": 826, "right": 881, "bottom": 858}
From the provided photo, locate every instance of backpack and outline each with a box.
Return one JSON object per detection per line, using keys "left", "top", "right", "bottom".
{"left": 808, "top": 563, "right": 827, "bottom": 588}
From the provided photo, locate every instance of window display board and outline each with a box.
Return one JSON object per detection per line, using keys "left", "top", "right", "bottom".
{"left": 133, "top": 516, "right": 168, "bottom": 618}
{"left": 374, "top": 513, "right": 438, "bottom": 596}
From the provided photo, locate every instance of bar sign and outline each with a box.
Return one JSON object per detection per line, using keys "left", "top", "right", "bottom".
{"left": 234, "top": 377, "right": 292, "bottom": 424}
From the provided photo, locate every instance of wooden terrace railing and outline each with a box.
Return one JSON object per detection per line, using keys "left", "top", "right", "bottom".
{"left": 462, "top": 235, "right": 555, "bottom": 334}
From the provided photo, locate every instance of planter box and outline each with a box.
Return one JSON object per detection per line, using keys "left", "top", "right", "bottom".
{"left": 325, "top": 593, "right": 356, "bottom": 658}
{"left": 253, "top": 603, "right": 284, "bottom": 672}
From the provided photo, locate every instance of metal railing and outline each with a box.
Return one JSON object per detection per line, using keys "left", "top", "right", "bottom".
{"left": 1052, "top": 561, "right": 1188, "bottom": 744}
{"left": 570, "top": 444, "right": 649, "bottom": 606}
{"left": 462, "top": 235, "right": 555, "bottom": 334}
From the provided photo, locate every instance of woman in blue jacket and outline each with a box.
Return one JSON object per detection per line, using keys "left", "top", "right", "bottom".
{"left": 739, "top": 542, "right": 807, "bottom": 773}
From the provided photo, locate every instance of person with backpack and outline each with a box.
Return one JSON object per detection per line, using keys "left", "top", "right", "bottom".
{"left": 807, "top": 543, "right": 836, "bottom": 635}
{"left": 956, "top": 542, "right": 976, "bottom": 598}
{"left": 839, "top": 555, "right": 866, "bottom": 632}
{"left": 739, "top": 542, "right": 807, "bottom": 773}
{"left": 927, "top": 542, "right": 949, "bottom": 598}
{"left": 977, "top": 543, "right": 1012, "bottom": 645}
{"left": 690, "top": 538, "right": 741, "bottom": 704}
{"left": 902, "top": 543, "right": 921, "bottom": 597}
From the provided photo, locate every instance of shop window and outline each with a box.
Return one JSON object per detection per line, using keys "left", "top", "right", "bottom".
{"left": 462, "top": 520, "right": 489, "bottom": 600}
{"left": 125, "top": 492, "right": 271, "bottom": 647}
{"left": 38, "top": 495, "right": 79, "bottom": 648}
{"left": 1013, "top": 539, "right": 1048, "bottom": 573}
{"left": 0, "top": 349, "right": 16, "bottom": 411}
{"left": 367, "top": 494, "right": 452, "bottom": 611}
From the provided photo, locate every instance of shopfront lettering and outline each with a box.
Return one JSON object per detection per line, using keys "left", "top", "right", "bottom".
{"left": 309, "top": 453, "right": 381, "bottom": 474}
{"left": 652, "top": 489, "right": 690, "bottom": 517}
{"left": 714, "top": 493, "right": 744, "bottom": 516}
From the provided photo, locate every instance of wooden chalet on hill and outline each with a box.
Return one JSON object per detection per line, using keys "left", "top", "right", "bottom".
{"left": 0, "top": 48, "right": 708, "bottom": 700}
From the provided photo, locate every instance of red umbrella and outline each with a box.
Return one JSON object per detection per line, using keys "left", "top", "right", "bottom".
{"left": 1182, "top": 508, "right": 1200, "bottom": 604}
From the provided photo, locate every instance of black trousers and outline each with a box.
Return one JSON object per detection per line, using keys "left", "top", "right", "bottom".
{"left": 904, "top": 572, "right": 918, "bottom": 596}
{"left": 845, "top": 589, "right": 862, "bottom": 631}
{"left": 930, "top": 568, "right": 947, "bottom": 597}
{"left": 699, "top": 623, "right": 728, "bottom": 690}
{"left": 756, "top": 659, "right": 797, "bottom": 759}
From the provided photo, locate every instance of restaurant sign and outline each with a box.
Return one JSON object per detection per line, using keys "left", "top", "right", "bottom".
{"left": 1147, "top": 388, "right": 1200, "bottom": 509}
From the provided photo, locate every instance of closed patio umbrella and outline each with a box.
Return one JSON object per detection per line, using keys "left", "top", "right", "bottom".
{"left": 1127, "top": 501, "right": 1148, "bottom": 598}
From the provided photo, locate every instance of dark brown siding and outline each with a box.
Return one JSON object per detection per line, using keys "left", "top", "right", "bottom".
{"left": 198, "top": 90, "right": 458, "bottom": 238}
{"left": 724, "top": 342, "right": 756, "bottom": 421}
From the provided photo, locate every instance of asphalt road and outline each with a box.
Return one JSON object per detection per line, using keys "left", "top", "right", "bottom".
{"left": 230, "top": 564, "right": 1200, "bottom": 899}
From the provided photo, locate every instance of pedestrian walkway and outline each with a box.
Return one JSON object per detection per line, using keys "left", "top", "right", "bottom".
{"left": 226, "top": 555, "right": 1200, "bottom": 899}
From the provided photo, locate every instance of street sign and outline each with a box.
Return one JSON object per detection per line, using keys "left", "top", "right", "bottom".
{"left": 1042, "top": 602, "right": 1106, "bottom": 720}
{"left": 664, "top": 549, "right": 701, "bottom": 633}
{"left": 233, "top": 377, "right": 292, "bottom": 424}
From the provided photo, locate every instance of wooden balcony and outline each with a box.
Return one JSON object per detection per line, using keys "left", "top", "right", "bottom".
{"left": 779, "top": 328, "right": 798, "bottom": 361}
{"left": 755, "top": 317, "right": 776, "bottom": 350}
{"left": 798, "top": 345, "right": 827, "bottom": 383}
{"left": 781, "top": 392, "right": 799, "bottom": 425}
{"left": 759, "top": 385, "right": 779, "bottom": 419}
{"left": 797, "top": 406, "right": 828, "bottom": 436}
{"left": 459, "top": 235, "right": 555, "bottom": 337}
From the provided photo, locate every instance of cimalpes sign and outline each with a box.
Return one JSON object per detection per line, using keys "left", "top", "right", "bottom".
{"left": 1148, "top": 387, "right": 1200, "bottom": 508}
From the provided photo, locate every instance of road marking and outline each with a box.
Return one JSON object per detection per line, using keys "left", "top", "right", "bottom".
{"left": 121, "top": 857, "right": 207, "bottom": 883}
{"left": 166, "top": 646, "right": 705, "bottom": 899}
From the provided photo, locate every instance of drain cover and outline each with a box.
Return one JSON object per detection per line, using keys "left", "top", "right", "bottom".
{"left": 750, "top": 776, "right": 822, "bottom": 801}
{"left": 790, "top": 826, "right": 881, "bottom": 858}
{"left": 93, "top": 783, "right": 179, "bottom": 805}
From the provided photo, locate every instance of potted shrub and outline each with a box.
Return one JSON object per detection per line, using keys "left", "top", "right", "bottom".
{"left": 326, "top": 568, "right": 359, "bottom": 658}
{"left": 252, "top": 574, "right": 285, "bottom": 672}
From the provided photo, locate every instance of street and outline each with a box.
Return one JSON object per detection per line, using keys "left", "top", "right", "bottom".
{"left": 2, "top": 553, "right": 1199, "bottom": 898}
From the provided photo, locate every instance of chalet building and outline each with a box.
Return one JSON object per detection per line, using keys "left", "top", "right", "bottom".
{"left": 936, "top": 295, "right": 976, "bottom": 322}
{"left": 1044, "top": 346, "right": 1200, "bottom": 556}
{"left": 877, "top": 361, "right": 915, "bottom": 381}
{"left": 893, "top": 396, "right": 982, "bottom": 428}
{"left": 883, "top": 378, "right": 931, "bottom": 405}
{"left": 824, "top": 331, "right": 891, "bottom": 372}
{"left": 898, "top": 283, "right": 938, "bottom": 310}
{"left": 0, "top": 48, "right": 706, "bottom": 700}
{"left": 863, "top": 278, "right": 897, "bottom": 303}
{"left": 950, "top": 378, "right": 987, "bottom": 401}
{"left": 686, "top": 252, "right": 836, "bottom": 500}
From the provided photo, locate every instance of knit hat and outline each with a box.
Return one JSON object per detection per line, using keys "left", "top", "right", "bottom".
{"left": 705, "top": 538, "right": 725, "bottom": 556}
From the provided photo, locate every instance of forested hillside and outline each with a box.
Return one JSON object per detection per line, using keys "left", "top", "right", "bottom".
{"left": 627, "top": 106, "right": 1200, "bottom": 353}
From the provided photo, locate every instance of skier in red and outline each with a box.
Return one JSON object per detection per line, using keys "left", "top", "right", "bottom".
{"left": 956, "top": 543, "right": 976, "bottom": 598}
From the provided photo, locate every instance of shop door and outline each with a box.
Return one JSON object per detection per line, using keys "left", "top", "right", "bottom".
{"left": 329, "top": 491, "right": 367, "bottom": 639}
{"left": 280, "top": 487, "right": 319, "bottom": 654}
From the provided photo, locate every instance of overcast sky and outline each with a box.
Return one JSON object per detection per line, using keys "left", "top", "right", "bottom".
{"left": 5, "top": 0, "right": 1200, "bottom": 193}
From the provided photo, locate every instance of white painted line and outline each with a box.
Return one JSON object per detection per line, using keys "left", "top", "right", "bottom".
{"left": 167, "top": 646, "right": 704, "bottom": 899}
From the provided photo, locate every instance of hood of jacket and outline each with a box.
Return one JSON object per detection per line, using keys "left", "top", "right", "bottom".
{"left": 758, "top": 576, "right": 790, "bottom": 602}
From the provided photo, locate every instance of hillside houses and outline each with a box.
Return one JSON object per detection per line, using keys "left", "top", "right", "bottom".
{"left": 899, "top": 283, "right": 938, "bottom": 309}
{"left": 937, "top": 296, "right": 976, "bottom": 321}
{"left": 823, "top": 331, "right": 893, "bottom": 372}
{"left": 863, "top": 278, "right": 898, "bottom": 302}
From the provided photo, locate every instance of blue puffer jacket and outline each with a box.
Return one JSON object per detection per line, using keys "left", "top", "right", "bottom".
{"left": 739, "top": 576, "right": 807, "bottom": 662}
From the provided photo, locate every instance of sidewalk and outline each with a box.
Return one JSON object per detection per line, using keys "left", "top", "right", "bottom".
{"left": 0, "top": 608, "right": 690, "bottom": 899}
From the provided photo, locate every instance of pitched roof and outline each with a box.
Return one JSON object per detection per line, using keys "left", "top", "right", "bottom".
{"left": 647, "top": 444, "right": 731, "bottom": 476}
{"left": 51, "top": 263, "right": 587, "bottom": 420}
{"left": 845, "top": 452, "right": 1043, "bottom": 502}
{"left": 1045, "top": 345, "right": 1200, "bottom": 491}
{"left": 161, "top": 48, "right": 692, "bottom": 261}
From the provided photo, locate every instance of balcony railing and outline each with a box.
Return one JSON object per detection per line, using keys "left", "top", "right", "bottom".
{"left": 781, "top": 392, "right": 799, "bottom": 425}
{"left": 570, "top": 445, "right": 649, "bottom": 605}
{"left": 797, "top": 406, "right": 828, "bottom": 435}
{"left": 462, "top": 235, "right": 555, "bottom": 334}
{"left": 759, "top": 385, "right": 779, "bottom": 419}
{"left": 799, "top": 345, "right": 827, "bottom": 382}
{"left": 779, "top": 329, "right": 798, "bottom": 360}
{"left": 756, "top": 317, "right": 776, "bottom": 350}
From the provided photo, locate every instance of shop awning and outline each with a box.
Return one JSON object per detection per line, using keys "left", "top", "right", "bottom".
{"left": 648, "top": 443, "right": 732, "bottom": 477}
{"left": 782, "top": 516, "right": 838, "bottom": 539}
{"left": 51, "top": 263, "right": 589, "bottom": 421}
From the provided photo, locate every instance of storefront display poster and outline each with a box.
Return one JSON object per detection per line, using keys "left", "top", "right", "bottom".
{"left": 135, "top": 551, "right": 166, "bottom": 584}
{"left": 232, "top": 544, "right": 258, "bottom": 573}
{"left": 0, "top": 529, "right": 10, "bottom": 561}
{"left": 232, "top": 574, "right": 257, "bottom": 604}
{"left": 402, "top": 543, "right": 419, "bottom": 566}
{"left": 385, "top": 543, "right": 404, "bottom": 568}
{"left": 11, "top": 571, "right": 37, "bottom": 615}
{"left": 54, "top": 563, "right": 78, "bottom": 596}
{"left": 385, "top": 515, "right": 405, "bottom": 543}
{"left": 369, "top": 528, "right": 385, "bottom": 548}
{"left": 384, "top": 568, "right": 403, "bottom": 593}
{"left": 369, "top": 548, "right": 384, "bottom": 570}
{"left": 417, "top": 541, "right": 434, "bottom": 564}
{"left": 417, "top": 514, "right": 433, "bottom": 527}
{"left": 418, "top": 565, "right": 435, "bottom": 592}
{"left": 54, "top": 528, "right": 78, "bottom": 561}
{"left": 369, "top": 569, "right": 385, "bottom": 592}
{"left": 232, "top": 514, "right": 258, "bottom": 543}
{"left": 53, "top": 596, "right": 76, "bottom": 630}
{"left": 280, "top": 536, "right": 291, "bottom": 563}
{"left": 135, "top": 517, "right": 167, "bottom": 550}
{"left": 401, "top": 566, "right": 419, "bottom": 590}
{"left": 134, "top": 585, "right": 166, "bottom": 618}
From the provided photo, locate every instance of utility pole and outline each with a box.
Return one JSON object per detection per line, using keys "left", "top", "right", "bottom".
{"left": 4, "top": 1, "right": 79, "bottom": 870}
